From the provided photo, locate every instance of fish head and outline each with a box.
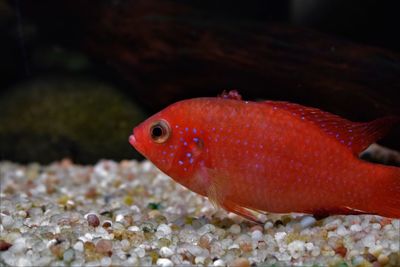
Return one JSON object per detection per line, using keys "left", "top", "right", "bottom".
{"left": 129, "top": 100, "right": 207, "bottom": 191}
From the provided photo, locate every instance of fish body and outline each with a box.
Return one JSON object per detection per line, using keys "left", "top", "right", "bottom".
{"left": 129, "top": 91, "right": 400, "bottom": 221}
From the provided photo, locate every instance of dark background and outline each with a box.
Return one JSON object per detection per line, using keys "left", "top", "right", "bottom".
{"left": 0, "top": 0, "right": 399, "bottom": 163}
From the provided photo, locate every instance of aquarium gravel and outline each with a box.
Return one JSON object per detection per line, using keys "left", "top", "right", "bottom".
{"left": 0, "top": 160, "right": 399, "bottom": 266}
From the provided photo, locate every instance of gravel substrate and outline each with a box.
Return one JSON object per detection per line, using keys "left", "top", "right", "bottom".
{"left": 0, "top": 160, "right": 399, "bottom": 266}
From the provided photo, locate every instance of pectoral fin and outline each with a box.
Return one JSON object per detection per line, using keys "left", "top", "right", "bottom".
{"left": 205, "top": 170, "right": 267, "bottom": 223}
{"left": 221, "top": 199, "right": 268, "bottom": 223}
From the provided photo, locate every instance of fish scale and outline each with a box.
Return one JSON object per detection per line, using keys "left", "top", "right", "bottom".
{"left": 130, "top": 91, "right": 400, "bottom": 222}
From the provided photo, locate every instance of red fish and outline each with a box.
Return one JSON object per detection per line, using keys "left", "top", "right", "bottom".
{"left": 129, "top": 91, "right": 400, "bottom": 222}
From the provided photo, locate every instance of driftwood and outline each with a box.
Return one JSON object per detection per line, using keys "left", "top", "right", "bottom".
{"left": 24, "top": 0, "right": 400, "bottom": 149}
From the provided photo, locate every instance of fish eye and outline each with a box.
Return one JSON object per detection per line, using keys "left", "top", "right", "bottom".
{"left": 150, "top": 120, "right": 170, "bottom": 143}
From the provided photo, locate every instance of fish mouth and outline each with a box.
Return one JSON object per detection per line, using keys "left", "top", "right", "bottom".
{"left": 129, "top": 134, "right": 136, "bottom": 147}
{"left": 129, "top": 128, "right": 144, "bottom": 155}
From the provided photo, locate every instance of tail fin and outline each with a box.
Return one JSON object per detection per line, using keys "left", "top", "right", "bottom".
{"left": 369, "top": 165, "right": 400, "bottom": 218}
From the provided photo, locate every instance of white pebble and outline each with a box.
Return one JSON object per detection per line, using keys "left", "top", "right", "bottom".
{"left": 350, "top": 224, "right": 362, "bottom": 232}
{"left": 221, "top": 238, "right": 233, "bottom": 249}
{"left": 15, "top": 169, "right": 24, "bottom": 177}
{"left": 134, "top": 247, "right": 146, "bottom": 258}
{"left": 84, "top": 233, "right": 94, "bottom": 241}
{"left": 337, "top": 225, "right": 349, "bottom": 236}
{"left": 385, "top": 229, "right": 397, "bottom": 239}
{"left": 100, "top": 257, "right": 112, "bottom": 266}
{"left": 325, "top": 219, "right": 342, "bottom": 230}
{"left": 228, "top": 224, "right": 241, "bottom": 235}
{"left": 264, "top": 221, "right": 273, "bottom": 230}
{"left": 195, "top": 256, "right": 206, "bottom": 265}
{"left": 348, "top": 250, "right": 360, "bottom": 258}
{"left": 156, "top": 258, "right": 173, "bottom": 267}
{"left": 159, "top": 247, "right": 174, "bottom": 258}
{"left": 187, "top": 244, "right": 205, "bottom": 257}
{"left": 299, "top": 216, "right": 316, "bottom": 229}
{"left": 115, "top": 214, "right": 125, "bottom": 223}
{"left": 1, "top": 251, "right": 15, "bottom": 266}
{"left": 130, "top": 205, "right": 141, "bottom": 213}
{"left": 17, "top": 211, "right": 27, "bottom": 218}
{"left": 73, "top": 241, "right": 84, "bottom": 252}
{"left": 128, "top": 226, "right": 140, "bottom": 232}
{"left": 274, "top": 232, "right": 287, "bottom": 243}
{"left": 213, "top": 259, "right": 226, "bottom": 267}
{"left": 16, "top": 257, "right": 31, "bottom": 267}
{"left": 124, "top": 256, "right": 139, "bottom": 266}
{"left": 63, "top": 248, "right": 75, "bottom": 262}
{"left": 275, "top": 252, "right": 292, "bottom": 261}
{"left": 288, "top": 240, "right": 305, "bottom": 259}
{"left": 157, "top": 224, "right": 172, "bottom": 235}
{"left": 251, "top": 230, "right": 263, "bottom": 241}
{"left": 120, "top": 239, "right": 131, "bottom": 251}
{"left": 305, "top": 242, "right": 314, "bottom": 251}
{"left": 228, "top": 244, "right": 240, "bottom": 250}
{"left": 390, "top": 242, "right": 399, "bottom": 251}
{"left": 327, "top": 231, "right": 338, "bottom": 238}
{"left": 1, "top": 215, "right": 14, "bottom": 230}
{"left": 198, "top": 224, "right": 216, "bottom": 235}
{"left": 9, "top": 237, "right": 27, "bottom": 254}
{"left": 371, "top": 223, "right": 381, "bottom": 230}
{"left": 311, "top": 246, "right": 321, "bottom": 257}
{"left": 368, "top": 245, "right": 383, "bottom": 256}
{"left": 362, "top": 234, "right": 376, "bottom": 248}
{"left": 141, "top": 161, "right": 153, "bottom": 172}
{"left": 352, "top": 255, "right": 365, "bottom": 266}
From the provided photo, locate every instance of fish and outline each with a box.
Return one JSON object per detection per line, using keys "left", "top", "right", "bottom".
{"left": 129, "top": 90, "right": 400, "bottom": 222}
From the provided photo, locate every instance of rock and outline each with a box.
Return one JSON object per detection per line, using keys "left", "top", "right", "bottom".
{"left": 0, "top": 76, "right": 145, "bottom": 163}
{"left": 1, "top": 215, "right": 14, "bottom": 230}
{"left": 86, "top": 214, "right": 100, "bottom": 227}
{"left": 229, "top": 258, "right": 250, "bottom": 267}
{"left": 299, "top": 216, "right": 317, "bottom": 229}
{"left": 63, "top": 248, "right": 75, "bottom": 262}
{"left": 228, "top": 224, "right": 241, "bottom": 235}
{"left": 213, "top": 259, "right": 226, "bottom": 267}
{"left": 159, "top": 247, "right": 174, "bottom": 258}
{"left": 0, "top": 240, "right": 12, "bottom": 251}
{"left": 157, "top": 224, "right": 172, "bottom": 235}
{"left": 288, "top": 240, "right": 306, "bottom": 259}
{"left": 251, "top": 230, "right": 263, "bottom": 242}
{"left": 95, "top": 239, "right": 113, "bottom": 255}
{"left": 156, "top": 258, "right": 173, "bottom": 267}
{"left": 377, "top": 254, "right": 389, "bottom": 265}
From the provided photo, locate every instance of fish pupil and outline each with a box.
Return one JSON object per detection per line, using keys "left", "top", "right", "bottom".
{"left": 152, "top": 126, "right": 163, "bottom": 138}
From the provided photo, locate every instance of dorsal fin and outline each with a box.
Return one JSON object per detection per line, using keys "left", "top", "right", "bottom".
{"left": 264, "top": 101, "right": 398, "bottom": 155}
{"left": 219, "top": 90, "right": 242, "bottom": 100}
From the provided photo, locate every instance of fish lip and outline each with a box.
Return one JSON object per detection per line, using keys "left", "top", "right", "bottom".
{"left": 129, "top": 128, "right": 144, "bottom": 155}
{"left": 129, "top": 134, "right": 136, "bottom": 147}
{"left": 129, "top": 127, "right": 139, "bottom": 149}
